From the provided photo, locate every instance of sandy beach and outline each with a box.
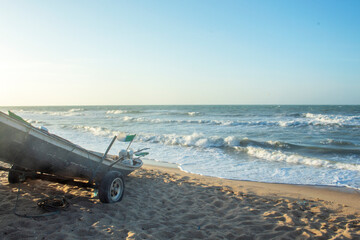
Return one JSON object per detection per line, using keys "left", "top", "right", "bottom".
{"left": 0, "top": 162, "right": 359, "bottom": 240}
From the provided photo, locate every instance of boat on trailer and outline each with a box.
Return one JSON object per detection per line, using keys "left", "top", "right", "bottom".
{"left": 0, "top": 111, "right": 146, "bottom": 203}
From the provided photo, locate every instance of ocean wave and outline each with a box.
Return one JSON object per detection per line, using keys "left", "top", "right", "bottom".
{"left": 26, "top": 119, "right": 47, "bottom": 125}
{"left": 303, "top": 113, "right": 360, "bottom": 127}
{"left": 120, "top": 116, "right": 217, "bottom": 125}
{"left": 69, "top": 124, "right": 360, "bottom": 156}
{"left": 235, "top": 146, "right": 360, "bottom": 172}
{"left": 48, "top": 111, "right": 85, "bottom": 117}
{"left": 286, "top": 113, "right": 303, "bottom": 118}
{"left": 70, "top": 126, "right": 237, "bottom": 148}
{"left": 119, "top": 115, "right": 293, "bottom": 127}
{"left": 68, "top": 108, "right": 84, "bottom": 112}
{"left": 65, "top": 124, "right": 360, "bottom": 174}
{"left": 154, "top": 111, "right": 203, "bottom": 116}
{"left": 106, "top": 110, "right": 143, "bottom": 115}
{"left": 137, "top": 134, "right": 296, "bottom": 151}
{"left": 72, "top": 125, "right": 113, "bottom": 136}
{"left": 118, "top": 114, "right": 360, "bottom": 128}
{"left": 106, "top": 110, "right": 127, "bottom": 115}
{"left": 137, "top": 133, "right": 360, "bottom": 161}
{"left": 187, "top": 112, "right": 201, "bottom": 116}
{"left": 320, "top": 139, "right": 358, "bottom": 147}
{"left": 138, "top": 133, "right": 230, "bottom": 148}
{"left": 138, "top": 132, "right": 360, "bottom": 172}
{"left": 14, "top": 109, "right": 85, "bottom": 117}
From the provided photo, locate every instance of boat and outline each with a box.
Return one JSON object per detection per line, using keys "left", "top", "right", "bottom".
{"left": 0, "top": 111, "right": 146, "bottom": 203}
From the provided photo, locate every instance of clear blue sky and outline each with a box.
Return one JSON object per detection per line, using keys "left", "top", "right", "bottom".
{"left": 0, "top": 0, "right": 359, "bottom": 105}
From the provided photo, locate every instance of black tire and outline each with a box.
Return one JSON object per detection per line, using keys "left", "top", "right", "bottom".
{"left": 98, "top": 171, "right": 125, "bottom": 203}
{"left": 8, "top": 165, "right": 24, "bottom": 184}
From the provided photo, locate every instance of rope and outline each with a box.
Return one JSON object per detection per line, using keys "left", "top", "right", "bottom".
{"left": 37, "top": 196, "right": 69, "bottom": 212}
{"left": 13, "top": 182, "right": 69, "bottom": 218}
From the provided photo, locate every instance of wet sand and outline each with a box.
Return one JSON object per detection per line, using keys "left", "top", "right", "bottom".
{"left": 0, "top": 163, "right": 359, "bottom": 239}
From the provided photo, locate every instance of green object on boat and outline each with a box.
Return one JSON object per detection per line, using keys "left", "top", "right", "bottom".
{"left": 135, "top": 152, "right": 149, "bottom": 157}
{"left": 124, "top": 134, "right": 136, "bottom": 142}
{"left": 117, "top": 133, "right": 136, "bottom": 142}
{"left": 8, "top": 111, "right": 31, "bottom": 125}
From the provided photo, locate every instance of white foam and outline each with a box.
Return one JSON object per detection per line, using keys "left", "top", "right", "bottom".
{"left": 26, "top": 119, "right": 46, "bottom": 125}
{"left": 304, "top": 113, "right": 360, "bottom": 126}
{"left": 68, "top": 108, "right": 84, "bottom": 112}
{"left": 163, "top": 145, "right": 360, "bottom": 190}
{"left": 106, "top": 110, "right": 127, "bottom": 114}
{"left": 121, "top": 116, "right": 214, "bottom": 125}
{"left": 224, "top": 136, "right": 240, "bottom": 147}
{"left": 187, "top": 112, "right": 200, "bottom": 116}
{"left": 73, "top": 125, "right": 113, "bottom": 136}
{"left": 137, "top": 132, "right": 241, "bottom": 149}
{"left": 265, "top": 140, "right": 291, "bottom": 148}
{"left": 237, "top": 146, "right": 360, "bottom": 172}
{"left": 119, "top": 115, "right": 287, "bottom": 127}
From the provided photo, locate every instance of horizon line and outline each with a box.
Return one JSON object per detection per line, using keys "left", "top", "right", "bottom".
{"left": 1, "top": 103, "right": 359, "bottom": 107}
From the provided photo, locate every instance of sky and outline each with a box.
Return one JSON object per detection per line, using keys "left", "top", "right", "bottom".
{"left": 0, "top": 0, "right": 359, "bottom": 106}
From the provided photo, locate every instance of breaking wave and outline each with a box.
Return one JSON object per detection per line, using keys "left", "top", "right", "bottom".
{"left": 72, "top": 125, "right": 113, "bottom": 136}
{"left": 235, "top": 146, "right": 360, "bottom": 172}
{"left": 106, "top": 110, "right": 143, "bottom": 115}
{"left": 14, "top": 108, "right": 85, "bottom": 116}
{"left": 120, "top": 116, "right": 220, "bottom": 125}
{"left": 320, "top": 139, "right": 358, "bottom": 147}
{"left": 137, "top": 132, "right": 360, "bottom": 172}
{"left": 106, "top": 110, "right": 127, "bottom": 114}
{"left": 119, "top": 116, "right": 291, "bottom": 126}
{"left": 69, "top": 124, "right": 360, "bottom": 156}
{"left": 68, "top": 108, "right": 84, "bottom": 112}
{"left": 303, "top": 113, "right": 360, "bottom": 127}
{"left": 118, "top": 115, "right": 360, "bottom": 128}
{"left": 187, "top": 112, "right": 201, "bottom": 116}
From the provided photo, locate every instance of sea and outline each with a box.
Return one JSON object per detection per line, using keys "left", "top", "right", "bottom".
{"left": 1, "top": 105, "right": 360, "bottom": 190}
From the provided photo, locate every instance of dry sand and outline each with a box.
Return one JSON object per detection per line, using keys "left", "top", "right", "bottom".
{"left": 0, "top": 162, "right": 360, "bottom": 239}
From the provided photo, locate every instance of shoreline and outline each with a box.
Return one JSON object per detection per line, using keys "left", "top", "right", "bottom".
{"left": 143, "top": 160, "right": 360, "bottom": 213}
{"left": 144, "top": 158, "right": 360, "bottom": 192}
{"left": 142, "top": 164, "right": 360, "bottom": 214}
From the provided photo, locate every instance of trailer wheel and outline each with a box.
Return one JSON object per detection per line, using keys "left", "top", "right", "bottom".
{"left": 8, "top": 165, "right": 24, "bottom": 184}
{"left": 98, "top": 171, "right": 125, "bottom": 203}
